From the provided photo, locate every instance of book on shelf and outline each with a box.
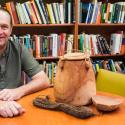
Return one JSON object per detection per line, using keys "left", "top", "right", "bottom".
{"left": 46, "top": 3, "right": 55, "bottom": 24}
{"left": 96, "top": 35, "right": 106, "bottom": 54}
{"left": 78, "top": 33, "right": 84, "bottom": 52}
{"left": 80, "top": 2, "right": 91, "bottom": 23}
{"left": 30, "top": 0, "right": 42, "bottom": 24}
{"left": 64, "top": 0, "right": 74, "bottom": 23}
{"left": 92, "top": 59, "right": 125, "bottom": 74}
{"left": 118, "top": 61, "right": 125, "bottom": 73}
{"left": 21, "top": 3, "right": 31, "bottom": 24}
{"left": 120, "top": 34, "right": 125, "bottom": 54}
{"left": 4, "top": 0, "right": 75, "bottom": 24}
{"left": 114, "top": 61, "right": 123, "bottom": 73}
{"left": 110, "top": 32, "right": 123, "bottom": 54}
{"left": 26, "top": 1, "right": 39, "bottom": 24}
{"left": 6, "top": 2, "right": 19, "bottom": 24}
{"left": 10, "top": 33, "right": 74, "bottom": 58}
{"left": 16, "top": 3, "right": 27, "bottom": 24}
{"left": 35, "top": 0, "right": 47, "bottom": 24}
{"left": 66, "top": 34, "right": 74, "bottom": 53}
{"left": 91, "top": 35, "right": 98, "bottom": 55}
{"left": 97, "top": 35, "right": 110, "bottom": 54}
{"left": 78, "top": 31, "right": 125, "bottom": 56}
{"left": 40, "top": 61, "right": 57, "bottom": 85}
{"left": 78, "top": 1, "right": 125, "bottom": 24}
{"left": 90, "top": 0, "right": 98, "bottom": 24}
{"left": 78, "top": 33, "right": 114, "bottom": 56}
{"left": 38, "top": 0, "right": 50, "bottom": 24}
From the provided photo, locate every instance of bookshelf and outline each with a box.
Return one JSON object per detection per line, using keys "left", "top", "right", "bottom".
{"left": 77, "top": 0, "right": 125, "bottom": 74}
{"left": 0, "top": 0, "right": 125, "bottom": 82}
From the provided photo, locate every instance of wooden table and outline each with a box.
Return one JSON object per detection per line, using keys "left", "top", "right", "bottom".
{"left": 0, "top": 88, "right": 125, "bottom": 125}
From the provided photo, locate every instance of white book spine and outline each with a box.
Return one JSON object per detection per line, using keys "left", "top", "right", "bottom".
{"left": 21, "top": 3, "right": 31, "bottom": 24}
{"left": 91, "top": 0, "right": 97, "bottom": 24}
{"left": 92, "top": 35, "right": 98, "bottom": 55}
{"left": 51, "top": 34, "right": 58, "bottom": 57}
{"left": 35, "top": 0, "right": 47, "bottom": 24}
{"left": 16, "top": 3, "right": 25, "bottom": 24}
{"left": 68, "top": 2, "right": 71, "bottom": 23}
{"left": 110, "top": 33, "right": 122, "bottom": 54}
{"left": 59, "top": 3, "right": 65, "bottom": 24}
{"left": 53, "top": 3, "right": 59, "bottom": 24}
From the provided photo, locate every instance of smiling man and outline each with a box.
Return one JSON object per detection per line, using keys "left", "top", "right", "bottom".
{"left": 0, "top": 8, "right": 50, "bottom": 117}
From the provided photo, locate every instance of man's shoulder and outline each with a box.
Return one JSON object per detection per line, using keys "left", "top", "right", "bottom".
{"left": 9, "top": 40, "right": 26, "bottom": 52}
{"left": 9, "top": 40, "right": 21, "bottom": 48}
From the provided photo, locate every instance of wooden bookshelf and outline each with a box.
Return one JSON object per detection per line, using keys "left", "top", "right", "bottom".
{"left": 76, "top": 0, "right": 125, "bottom": 61}
{"left": 1, "top": 0, "right": 125, "bottom": 74}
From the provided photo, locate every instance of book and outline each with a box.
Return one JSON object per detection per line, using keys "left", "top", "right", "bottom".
{"left": 121, "top": 36, "right": 125, "bottom": 54}
{"left": 81, "top": 2, "right": 91, "bottom": 23}
{"left": 108, "top": 59, "right": 116, "bottom": 72}
{"left": 21, "top": 3, "right": 31, "bottom": 24}
{"left": 10, "top": 2, "right": 19, "bottom": 24}
{"left": 30, "top": 0, "right": 42, "bottom": 24}
{"left": 35, "top": 0, "right": 47, "bottom": 24}
{"left": 91, "top": 0, "right": 98, "bottom": 24}
{"left": 110, "top": 33, "right": 123, "bottom": 54}
{"left": 46, "top": 3, "right": 55, "bottom": 24}
{"left": 78, "top": 34, "right": 84, "bottom": 52}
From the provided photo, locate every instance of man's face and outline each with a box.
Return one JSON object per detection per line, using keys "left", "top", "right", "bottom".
{"left": 0, "top": 11, "right": 12, "bottom": 48}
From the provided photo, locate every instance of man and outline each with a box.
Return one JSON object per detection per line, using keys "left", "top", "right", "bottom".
{"left": 0, "top": 8, "right": 50, "bottom": 117}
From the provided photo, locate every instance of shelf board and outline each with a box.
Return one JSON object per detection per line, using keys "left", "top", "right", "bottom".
{"left": 79, "top": 23, "right": 125, "bottom": 27}
{"left": 13, "top": 24, "right": 74, "bottom": 27}
{"left": 36, "top": 57, "right": 59, "bottom": 60}
{"left": 35, "top": 54, "right": 125, "bottom": 60}
{"left": 91, "top": 54, "right": 125, "bottom": 59}
{"left": 12, "top": 23, "right": 75, "bottom": 34}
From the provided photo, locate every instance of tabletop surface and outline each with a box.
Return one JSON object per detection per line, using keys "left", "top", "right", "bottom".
{"left": 0, "top": 88, "right": 125, "bottom": 125}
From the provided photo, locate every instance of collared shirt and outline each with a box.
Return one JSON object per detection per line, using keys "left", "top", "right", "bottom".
{"left": 0, "top": 40, "right": 42, "bottom": 89}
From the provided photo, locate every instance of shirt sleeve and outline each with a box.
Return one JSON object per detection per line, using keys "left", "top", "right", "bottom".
{"left": 21, "top": 45, "right": 42, "bottom": 78}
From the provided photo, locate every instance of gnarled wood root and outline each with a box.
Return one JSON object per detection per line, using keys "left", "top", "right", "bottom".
{"left": 33, "top": 96, "right": 95, "bottom": 119}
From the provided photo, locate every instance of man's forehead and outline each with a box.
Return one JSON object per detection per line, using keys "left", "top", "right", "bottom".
{"left": 0, "top": 11, "right": 11, "bottom": 24}
{"left": 0, "top": 10, "right": 11, "bottom": 18}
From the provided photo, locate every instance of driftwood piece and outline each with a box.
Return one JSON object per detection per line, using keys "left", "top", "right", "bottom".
{"left": 33, "top": 96, "right": 95, "bottom": 119}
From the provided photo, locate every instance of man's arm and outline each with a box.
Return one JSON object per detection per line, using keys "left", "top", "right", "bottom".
{"left": 0, "top": 71, "right": 50, "bottom": 101}
{"left": 18, "top": 70, "right": 50, "bottom": 97}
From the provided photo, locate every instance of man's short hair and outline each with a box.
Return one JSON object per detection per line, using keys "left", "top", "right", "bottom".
{"left": 0, "top": 7, "right": 13, "bottom": 26}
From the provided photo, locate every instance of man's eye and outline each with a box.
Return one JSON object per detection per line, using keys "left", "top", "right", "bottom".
{"left": 1, "top": 25, "right": 8, "bottom": 29}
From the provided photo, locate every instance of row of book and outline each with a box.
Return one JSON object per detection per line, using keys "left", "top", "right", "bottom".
{"left": 40, "top": 61, "right": 57, "bottom": 85}
{"left": 21, "top": 61, "right": 57, "bottom": 85}
{"left": 4, "top": 0, "right": 74, "bottom": 24}
{"left": 92, "top": 59, "right": 125, "bottom": 74}
{"left": 78, "top": 31, "right": 125, "bottom": 56}
{"left": 78, "top": 0, "right": 125, "bottom": 24}
{"left": 10, "top": 33, "right": 74, "bottom": 58}
{"left": 38, "top": 59, "right": 125, "bottom": 84}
